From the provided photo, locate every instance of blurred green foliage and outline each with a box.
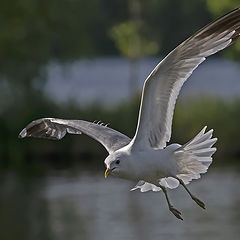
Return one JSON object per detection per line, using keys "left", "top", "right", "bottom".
{"left": 0, "top": 0, "right": 238, "bottom": 97}
{"left": 110, "top": 21, "right": 159, "bottom": 59}
{"left": 2, "top": 96, "right": 240, "bottom": 175}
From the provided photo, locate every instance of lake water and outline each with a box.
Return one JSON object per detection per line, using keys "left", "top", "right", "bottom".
{"left": 1, "top": 169, "right": 240, "bottom": 240}
{"left": 45, "top": 57, "right": 240, "bottom": 106}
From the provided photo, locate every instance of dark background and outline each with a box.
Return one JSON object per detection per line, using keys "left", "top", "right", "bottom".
{"left": 0, "top": 1, "right": 240, "bottom": 240}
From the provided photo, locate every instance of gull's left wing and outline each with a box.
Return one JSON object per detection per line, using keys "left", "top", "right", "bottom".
{"left": 132, "top": 8, "right": 240, "bottom": 150}
{"left": 19, "top": 118, "right": 131, "bottom": 154}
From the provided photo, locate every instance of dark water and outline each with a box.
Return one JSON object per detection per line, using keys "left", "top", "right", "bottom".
{"left": 1, "top": 170, "right": 240, "bottom": 240}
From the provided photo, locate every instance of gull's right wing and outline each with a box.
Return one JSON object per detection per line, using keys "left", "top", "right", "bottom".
{"left": 19, "top": 118, "right": 131, "bottom": 154}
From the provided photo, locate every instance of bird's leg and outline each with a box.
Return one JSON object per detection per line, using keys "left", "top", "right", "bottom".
{"left": 177, "top": 178, "right": 205, "bottom": 209}
{"left": 159, "top": 185, "right": 183, "bottom": 220}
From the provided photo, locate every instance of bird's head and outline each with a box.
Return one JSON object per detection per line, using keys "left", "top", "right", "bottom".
{"left": 104, "top": 151, "right": 131, "bottom": 179}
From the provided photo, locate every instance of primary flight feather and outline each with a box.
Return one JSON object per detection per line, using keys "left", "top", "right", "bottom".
{"left": 19, "top": 8, "right": 240, "bottom": 220}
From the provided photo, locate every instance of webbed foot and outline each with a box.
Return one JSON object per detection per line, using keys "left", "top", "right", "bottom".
{"left": 192, "top": 196, "right": 205, "bottom": 209}
{"left": 169, "top": 206, "right": 183, "bottom": 220}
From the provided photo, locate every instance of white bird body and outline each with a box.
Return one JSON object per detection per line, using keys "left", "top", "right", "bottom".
{"left": 105, "top": 125, "right": 216, "bottom": 194}
{"left": 19, "top": 8, "right": 240, "bottom": 220}
{"left": 106, "top": 143, "right": 179, "bottom": 183}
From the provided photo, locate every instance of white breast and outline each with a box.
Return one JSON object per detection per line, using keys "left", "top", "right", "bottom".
{"left": 131, "top": 145, "right": 180, "bottom": 183}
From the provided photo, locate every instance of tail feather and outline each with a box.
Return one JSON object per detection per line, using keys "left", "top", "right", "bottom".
{"left": 193, "top": 147, "right": 216, "bottom": 156}
{"left": 187, "top": 128, "right": 213, "bottom": 146}
{"left": 174, "top": 126, "right": 217, "bottom": 184}
{"left": 184, "top": 138, "right": 217, "bottom": 151}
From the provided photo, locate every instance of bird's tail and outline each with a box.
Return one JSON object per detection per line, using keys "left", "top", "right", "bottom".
{"left": 174, "top": 126, "right": 217, "bottom": 184}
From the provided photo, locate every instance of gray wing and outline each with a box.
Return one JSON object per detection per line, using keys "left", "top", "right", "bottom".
{"left": 19, "top": 118, "right": 131, "bottom": 153}
{"left": 132, "top": 8, "right": 240, "bottom": 150}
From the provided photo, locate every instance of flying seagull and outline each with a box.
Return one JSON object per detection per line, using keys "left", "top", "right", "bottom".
{"left": 19, "top": 8, "right": 240, "bottom": 220}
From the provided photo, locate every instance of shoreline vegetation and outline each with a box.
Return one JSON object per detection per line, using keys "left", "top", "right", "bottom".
{"left": 1, "top": 95, "right": 240, "bottom": 175}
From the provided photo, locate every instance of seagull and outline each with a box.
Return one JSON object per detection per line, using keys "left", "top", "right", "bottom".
{"left": 19, "top": 8, "right": 240, "bottom": 220}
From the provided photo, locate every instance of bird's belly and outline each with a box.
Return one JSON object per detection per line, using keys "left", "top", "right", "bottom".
{"left": 136, "top": 150, "right": 177, "bottom": 182}
{"left": 141, "top": 168, "right": 168, "bottom": 183}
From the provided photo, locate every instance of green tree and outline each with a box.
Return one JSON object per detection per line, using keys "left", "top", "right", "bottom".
{"left": 110, "top": 0, "right": 159, "bottom": 96}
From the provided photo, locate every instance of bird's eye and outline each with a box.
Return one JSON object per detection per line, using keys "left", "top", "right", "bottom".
{"left": 116, "top": 160, "right": 120, "bottom": 164}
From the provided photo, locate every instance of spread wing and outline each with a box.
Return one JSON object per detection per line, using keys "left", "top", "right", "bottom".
{"left": 132, "top": 8, "right": 240, "bottom": 150}
{"left": 19, "top": 118, "right": 131, "bottom": 153}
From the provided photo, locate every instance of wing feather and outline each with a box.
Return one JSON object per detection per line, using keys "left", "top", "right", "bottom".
{"left": 132, "top": 8, "right": 240, "bottom": 150}
{"left": 19, "top": 118, "right": 131, "bottom": 153}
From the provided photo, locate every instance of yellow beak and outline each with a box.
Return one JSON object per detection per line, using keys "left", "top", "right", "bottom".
{"left": 105, "top": 168, "right": 112, "bottom": 178}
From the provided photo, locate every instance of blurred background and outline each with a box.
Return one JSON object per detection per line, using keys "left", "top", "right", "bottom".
{"left": 1, "top": 0, "right": 240, "bottom": 239}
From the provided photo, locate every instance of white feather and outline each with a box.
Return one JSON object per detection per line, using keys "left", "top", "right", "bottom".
{"left": 131, "top": 22, "right": 236, "bottom": 150}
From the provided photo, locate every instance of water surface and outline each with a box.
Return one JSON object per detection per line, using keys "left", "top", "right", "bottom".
{"left": 1, "top": 170, "right": 240, "bottom": 240}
